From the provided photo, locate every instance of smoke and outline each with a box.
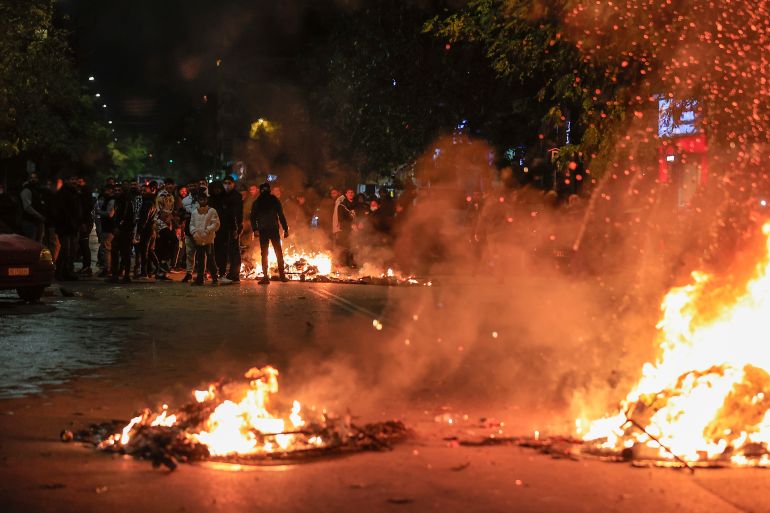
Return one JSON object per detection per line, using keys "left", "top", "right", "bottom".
{"left": 271, "top": 135, "right": 666, "bottom": 433}
{"left": 149, "top": 1, "right": 770, "bottom": 437}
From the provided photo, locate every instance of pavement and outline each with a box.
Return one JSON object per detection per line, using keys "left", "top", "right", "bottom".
{"left": 0, "top": 275, "right": 768, "bottom": 513}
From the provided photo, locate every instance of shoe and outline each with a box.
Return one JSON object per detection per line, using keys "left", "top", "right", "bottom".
{"left": 78, "top": 267, "right": 93, "bottom": 277}
{"left": 182, "top": 272, "right": 192, "bottom": 283}
{"left": 120, "top": 276, "right": 132, "bottom": 284}
{"left": 258, "top": 277, "right": 270, "bottom": 285}
{"left": 226, "top": 276, "right": 240, "bottom": 283}
{"left": 105, "top": 277, "right": 120, "bottom": 284}
{"left": 219, "top": 277, "right": 233, "bottom": 285}
{"left": 135, "top": 275, "right": 152, "bottom": 282}
{"left": 278, "top": 275, "right": 290, "bottom": 282}
{"left": 191, "top": 280, "right": 203, "bottom": 286}
{"left": 97, "top": 270, "right": 109, "bottom": 278}
{"left": 212, "top": 278, "right": 218, "bottom": 285}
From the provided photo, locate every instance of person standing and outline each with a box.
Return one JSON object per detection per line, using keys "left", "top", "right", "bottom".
{"left": 250, "top": 182, "right": 289, "bottom": 284}
{"left": 180, "top": 182, "right": 199, "bottom": 282}
{"left": 77, "top": 177, "right": 95, "bottom": 277}
{"left": 108, "top": 181, "right": 135, "bottom": 283}
{"left": 95, "top": 184, "right": 116, "bottom": 277}
{"left": 154, "top": 179, "right": 177, "bottom": 279}
{"left": 208, "top": 180, "right": 226, "bottom": 275}
{"left": 333, "top": 188, "right": 356, "bottom": 268}
{"left": 318, "top": 187, "right": 339, "bottom": 242}
{"left": 19, "top": 172, "right": 45, "bottom": 242}
{"left": 189, "top": 193, "right": 220, "bottom": 286}
{"left": 219, "top": 175, "right": 243, "bottom": 283}
{"left": 135, "top": 182, "right": 158, "bottom": 280}
{"left": 54, "top": 176, "right": 83, "bottom": 281}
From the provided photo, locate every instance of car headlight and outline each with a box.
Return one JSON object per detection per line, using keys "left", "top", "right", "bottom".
{"left": 40, "top": 248, "right": 53, "bottom": 263}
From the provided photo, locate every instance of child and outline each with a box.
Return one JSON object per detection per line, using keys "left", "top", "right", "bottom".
{"left": 189, "top": 193, "right": 220, "bottom": 285}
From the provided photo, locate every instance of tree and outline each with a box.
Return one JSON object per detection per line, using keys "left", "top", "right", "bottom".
{"left": 108, "top": 136, "right": 152, "bottom": 180}
{"left": 425, "top": 0, "right": 648, "bottom": 184}
{"left": 0, "top": 0, "right": 109, "bottom": 175}
{"left": 308, "top": 0, "right": 542, "bottom": 178}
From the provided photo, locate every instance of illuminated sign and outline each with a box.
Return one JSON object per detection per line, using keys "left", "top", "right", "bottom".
{"left": 658, "top": 98, "right": 699, "bottom": 138}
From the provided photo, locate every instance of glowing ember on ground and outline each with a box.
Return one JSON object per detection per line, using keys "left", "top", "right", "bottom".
{"left": 579, "top": 223, "right": 770, "bottom": 467}
{"left": 65, "top": 366, "right": 409, "bottom": 469}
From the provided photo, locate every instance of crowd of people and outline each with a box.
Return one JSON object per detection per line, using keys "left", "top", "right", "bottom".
{"left": 0, "top": 173, "right": 415, "bottom": 285}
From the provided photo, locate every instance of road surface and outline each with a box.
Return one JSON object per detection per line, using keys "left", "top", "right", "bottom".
{"left": 0, "top": 278, "right": 767, "bottom": 513}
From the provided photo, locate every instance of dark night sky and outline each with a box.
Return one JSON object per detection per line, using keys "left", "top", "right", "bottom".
{"left": 58, "top": 0, "right": 337, "bottom": 139}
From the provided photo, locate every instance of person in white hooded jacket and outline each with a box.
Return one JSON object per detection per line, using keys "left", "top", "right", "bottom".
{"left": 189, "top": 194, "right": 221, "bottom": 285}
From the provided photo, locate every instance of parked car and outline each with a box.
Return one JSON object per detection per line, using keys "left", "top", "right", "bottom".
{"left": 0, "top": 234, "right": 54, "bottom": 302}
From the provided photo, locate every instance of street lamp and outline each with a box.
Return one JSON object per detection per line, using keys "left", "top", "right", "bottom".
{"left": 108, "top": 121, "right": 113, "bottom": 124}
{"left": 95, "top": 93, "right": 101, "bottom": 98}
{"left": 102, "top": 104, "right": 107, "bottom": 108}
{"left": 88, "top": 76, "right": 95, "bottom": 81}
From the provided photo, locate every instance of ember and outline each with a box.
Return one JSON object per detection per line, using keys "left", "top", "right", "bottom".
{"left": 63, "top": 366, "right": 410, "bottom": 470}
{"left": 579, "top": 223, "right": 770, "bottom": 468}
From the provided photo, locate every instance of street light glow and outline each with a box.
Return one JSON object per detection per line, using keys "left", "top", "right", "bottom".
{"left": 102, "top": 104, "right": 107, "bottom": 108}
{"left": 108, "top": 120, "right": 113, "bottom": 124}
{"left": 88, "top": 76, "right": 95, "bottom": 81}
{"left": 95, "top": 93, "right": 101, "bottom": 98}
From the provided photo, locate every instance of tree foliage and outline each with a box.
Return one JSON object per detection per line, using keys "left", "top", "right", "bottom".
{"left": 0, "top": 0, "right": 108, "bottom": 167}
{"left": 425, "top": 0, "right": 645, "bottom": 180}
{"left": 108, "top": 135, "right": 152, "bottom": 180}
{"left": 309, "top": 0, "right": 546, "bottom": 178}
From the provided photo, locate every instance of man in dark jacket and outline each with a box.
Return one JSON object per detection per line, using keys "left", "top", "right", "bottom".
{"left": 55, "top": 176, "right": 83, "bottom": 280}
{"left": 109, "top": 181, "right": 136, "bottom": 283}
{"left": 135, "top": 182, "right": 158, "bottom": 279}
{"left": 250, "top": 182, "right": 289, "bottom": 284}
{"left": 20, "top": 172, "right": 46, "bottom": 242}
{"left": 219, "top": 175, "right": 243, "bottom": 283}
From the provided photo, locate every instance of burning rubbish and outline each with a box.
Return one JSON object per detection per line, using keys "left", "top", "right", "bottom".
{"left": 578, "top": 223, "right": 770, "bottom": 469}
{"left": 239, "top": 244, "right": 432, "bottom": 286}
{"left": 62, "top": 366, "right": 410, "bottom": 470}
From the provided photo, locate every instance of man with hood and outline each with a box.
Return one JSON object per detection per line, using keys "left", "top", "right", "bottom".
{"left": 219, "top": 175, "right": 244, "bottom": 283}
{"left": 250, "top": 182, "right": 289, "bottom": 284}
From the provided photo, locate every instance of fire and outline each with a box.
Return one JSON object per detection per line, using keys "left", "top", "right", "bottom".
{"left": 580, "top": 223, "right": 770, "bottom": 466}
{"left": 102, "top": 366, "right": 325, "bottom": 457}
{"left": 241, "top": 245, "right": 333, "bottom": 280}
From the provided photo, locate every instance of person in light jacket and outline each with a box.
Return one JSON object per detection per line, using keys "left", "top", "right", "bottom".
{"left": 189, "top": 194, "right": 221, "bottom": 286}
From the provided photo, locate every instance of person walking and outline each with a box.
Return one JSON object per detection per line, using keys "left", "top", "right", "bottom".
{"left": 189, "top": 193, "right": 220, "bottom": 286}
{"left": 250, "top": 182, "right": 289, "bottom": 284}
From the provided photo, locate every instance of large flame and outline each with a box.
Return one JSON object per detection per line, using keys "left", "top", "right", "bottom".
{"left": 102, "top": 366, "right": 324, "bottom": 456}
{"left": 580, "top": 223, "right": 770, "bottom": 466}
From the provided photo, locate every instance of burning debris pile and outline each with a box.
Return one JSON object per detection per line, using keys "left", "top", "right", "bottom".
{"left": 62, "top": 366, "right": 409, "bottom": 470}
{"left": 578, "top": 224, "right": 770, "bottom": 469}
{"left": 240, "top": 245, "right": 431, "bottom": 286}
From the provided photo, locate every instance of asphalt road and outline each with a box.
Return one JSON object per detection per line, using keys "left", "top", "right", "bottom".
{"left": 0, "top": 278, "right": 768, "bottom": 513}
